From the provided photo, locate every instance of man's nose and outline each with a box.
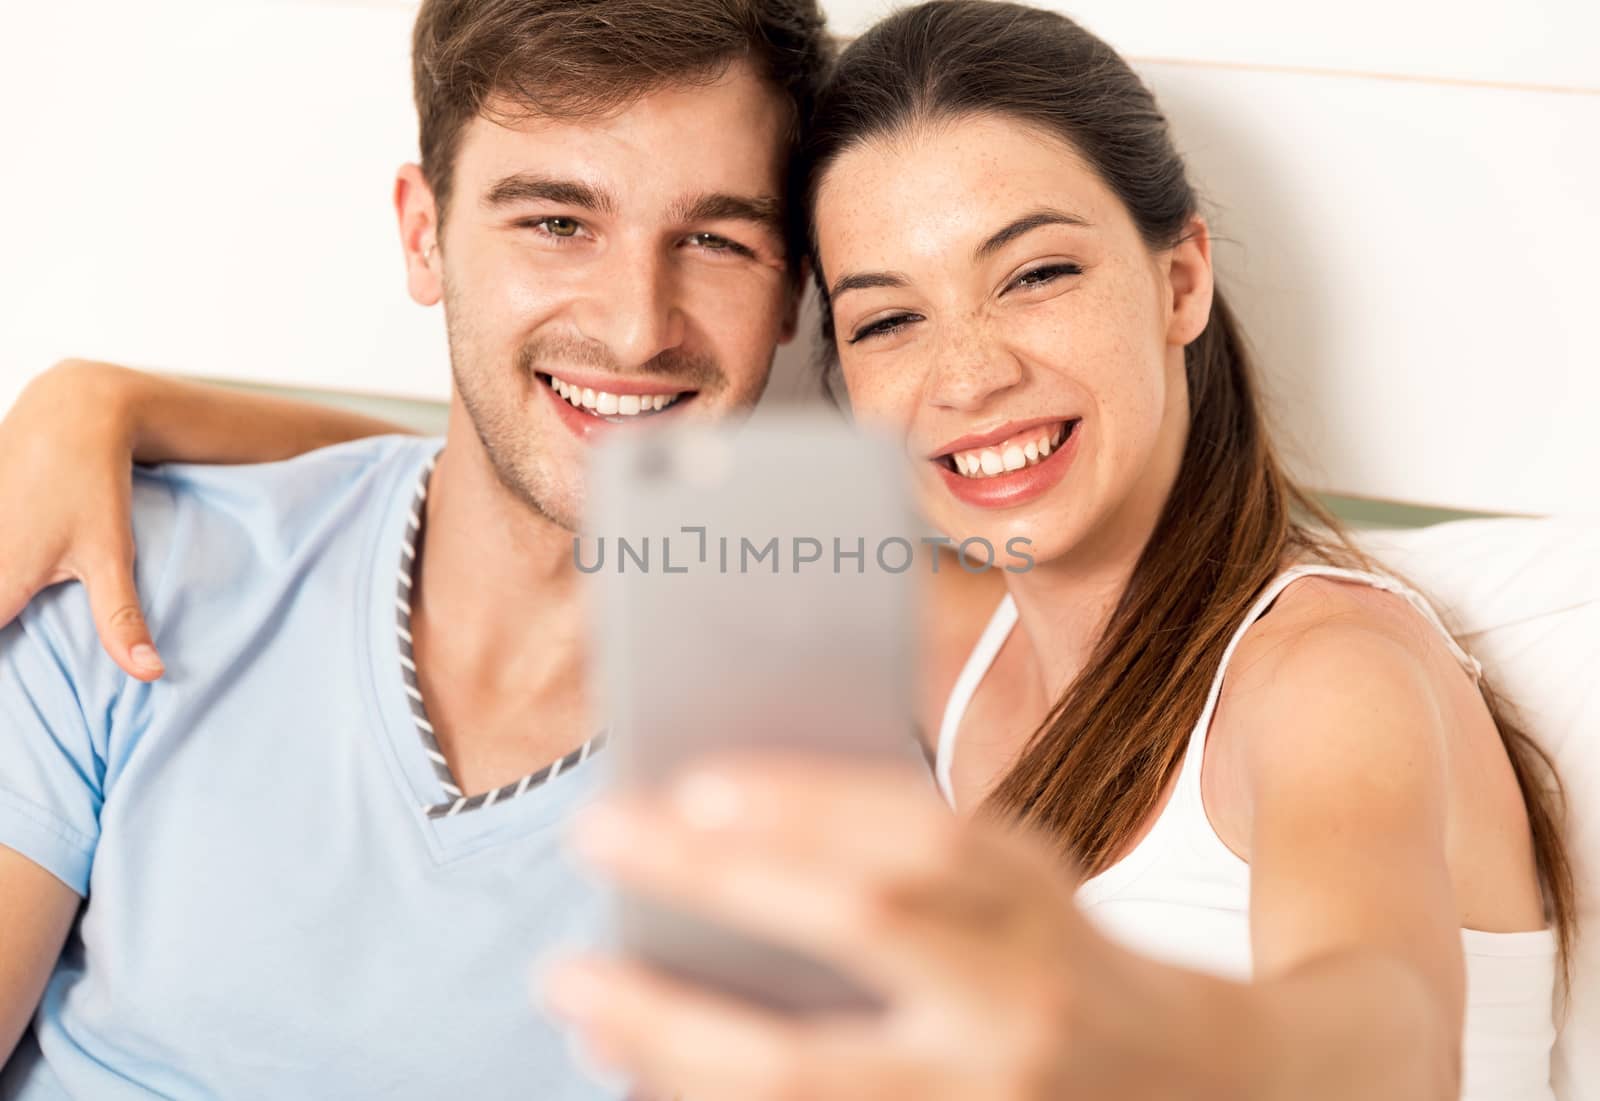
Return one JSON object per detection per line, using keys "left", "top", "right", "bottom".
{"left": 571, "top": 246, "right": 688, "bottom": 372}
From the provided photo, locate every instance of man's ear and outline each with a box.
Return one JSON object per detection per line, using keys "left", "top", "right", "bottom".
{"left": 1165, "top": 214, "right": 1214, "bottom": 348}
{"left": 395, "top": 164, "right": 443, "bottom": 307}
{"left": 777, "top": 257, "right": 812, "bottom": 345}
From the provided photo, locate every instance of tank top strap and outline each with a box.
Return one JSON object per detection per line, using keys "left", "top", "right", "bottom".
{"left": 1173, "top": 562, "right": 1486, "bottom": 801}
{"left": 935, "top": 592, "right": 1018, "bottom": 807}
{"left": 938, "top": 563, "right": 1483, "bottom": 816}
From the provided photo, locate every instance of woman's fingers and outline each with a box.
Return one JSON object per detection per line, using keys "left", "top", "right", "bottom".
{"left": 80, "top": 550, "right": 162, "bottom": 680}
{"left": 544, "top": 956, "right": 945, "bottom": 1101}
{"left": 572, "top": 759, "right": 1086, "bottom": 1002}
{"left": 0, "top": 572, "right": 37, "bottom": 638}
{"left": 559, "top": 758, "right": 1113, "bottom": 1100}
{"left": 0, "top": 364, "right": 157, "bottom": 677}
{"left": 0, "top": 536, "right": 158, "bottom": 680}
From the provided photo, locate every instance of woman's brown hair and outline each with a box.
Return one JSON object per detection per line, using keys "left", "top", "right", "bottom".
{"left": 803, "top": 0, "right": 1574, "bottom": 969}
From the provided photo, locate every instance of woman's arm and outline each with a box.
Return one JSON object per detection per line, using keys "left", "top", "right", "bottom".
{"left": 0, "top": 360, "right": 411, "bottom": 678}
{"left": 46, "top": 359, "right": 413, "bottom": 465}
{"left": 1220, "top": 613, "right": 1469, "bottom": 1099}
{"left": 0, "top": 848, "right": 79, "bottom": 1063}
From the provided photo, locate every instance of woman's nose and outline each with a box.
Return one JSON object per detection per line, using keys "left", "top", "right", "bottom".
{"left": 925, "top": 323, "right": 1025, "bottom": 411}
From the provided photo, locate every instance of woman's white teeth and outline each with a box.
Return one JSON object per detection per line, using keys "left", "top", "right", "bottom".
{"left": 949, "top": 422, "right": 1071, "bottom": 479}
{"left": 548, "top": 374, "right": 680, "bottom": 417}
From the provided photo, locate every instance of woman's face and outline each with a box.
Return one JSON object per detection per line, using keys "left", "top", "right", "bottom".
{"left": 814, "top": 114, "right": 1214, "bottom": 568}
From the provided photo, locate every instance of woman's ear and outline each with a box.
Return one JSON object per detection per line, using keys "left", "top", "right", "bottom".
{"left": 395, "top": 164, "right": 443, "bottom": 308}
{"left": 1165, "top": 215, "right": 1215, "bottom": 348}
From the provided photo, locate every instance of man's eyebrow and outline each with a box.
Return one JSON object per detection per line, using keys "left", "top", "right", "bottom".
{"left": 974, "top": 208, "right": 1092, "bottom": 261}
{"left": 828, "top": 270, "right": 911, "bottom": 301}
{"left": 481, "top": 173, "right": 617, "bottom": 214}
{"left": 669, "top": 192, "right": 785, "bottom": 237}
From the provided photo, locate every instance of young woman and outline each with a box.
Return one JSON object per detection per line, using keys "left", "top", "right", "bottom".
{"left": 0, "top": 2, "right": 1571, "bottom": 1097}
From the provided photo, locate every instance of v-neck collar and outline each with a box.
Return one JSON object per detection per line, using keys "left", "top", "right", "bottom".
{"left": 359, "top": 439, "right": 607, "bottom": 861}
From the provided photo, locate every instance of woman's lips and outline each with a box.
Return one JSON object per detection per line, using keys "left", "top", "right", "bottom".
{"left": 933, "top": 418, "right": 1081, "bottom": 510}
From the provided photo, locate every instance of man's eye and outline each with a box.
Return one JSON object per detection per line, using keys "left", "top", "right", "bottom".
{"left": 541, "top": 217, "right": 581, "bottom": 238}
{"left": 688, "top": 232, "right": 753, "bottom": 257}
{"left": 848, "top": 314, "right": 920, "bottom": 344}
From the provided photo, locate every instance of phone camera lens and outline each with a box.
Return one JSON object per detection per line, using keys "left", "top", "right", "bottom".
{"left": 636, "top": 444, "right": 672, "bottom": 480}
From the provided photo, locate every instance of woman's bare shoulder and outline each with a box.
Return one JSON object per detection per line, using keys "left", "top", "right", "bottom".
{"left": 1216, "top": 573, "right": 1455, "bottom": 769}
{"left": 1204, "top": 574, "right": 1544, "bottom": 932}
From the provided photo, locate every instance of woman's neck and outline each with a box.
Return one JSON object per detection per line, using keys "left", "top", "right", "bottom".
{"left": 1004, "top": 524, "right": 1144, "bottom": 706}
{"left": 1006, "top": 438, "right": 1188, "bottom": 701}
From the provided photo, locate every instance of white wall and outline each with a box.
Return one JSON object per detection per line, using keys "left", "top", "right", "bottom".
{"left": 2, "top": 0, "right": 1596, "bottom": 513}
{"left": 0, "top": 1, "right": 442, "bottom": 407}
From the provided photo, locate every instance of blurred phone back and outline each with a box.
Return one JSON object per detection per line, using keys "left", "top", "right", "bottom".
{"left": 586, "top": 410, "right": 925, "bottom": 1012}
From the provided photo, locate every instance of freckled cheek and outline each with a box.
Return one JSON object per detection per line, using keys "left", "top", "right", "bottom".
{"left": 1086, "top": 340, "right": 1170, "bottom": 476}
{"left": 1006, "top": 291, "right": 1169, "bottom": 467}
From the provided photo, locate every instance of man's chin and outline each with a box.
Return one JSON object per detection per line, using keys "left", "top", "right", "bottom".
{"left": 486, "top": 457, "right": 586, "bottom": 534}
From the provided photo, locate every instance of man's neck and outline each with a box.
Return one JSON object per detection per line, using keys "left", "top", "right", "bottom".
{"left": 406, "top": 399, "right": 594, "bottom": 793}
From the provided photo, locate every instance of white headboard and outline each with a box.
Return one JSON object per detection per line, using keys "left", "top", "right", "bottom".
{"left": 2, "top": 0, "right": 1595, "bottom": 514}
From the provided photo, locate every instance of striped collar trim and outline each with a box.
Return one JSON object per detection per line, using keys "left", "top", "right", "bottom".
{"left": 396, "top": 452, "right": 608, "bottom": 819}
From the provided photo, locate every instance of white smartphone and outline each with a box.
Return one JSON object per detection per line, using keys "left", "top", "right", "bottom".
{"left": 586, "top": 410, "right": 927, "bottom": 1014}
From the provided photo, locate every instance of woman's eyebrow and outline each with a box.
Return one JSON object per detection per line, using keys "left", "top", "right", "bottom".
{"left": 828, "top": 270, "right": 912, "bottom": 302}
{"left": 974, "top": 207, "right": 1092, "bottom": 260}
{"left": 829, "top": 208, "right": 1094, "bottom": 300}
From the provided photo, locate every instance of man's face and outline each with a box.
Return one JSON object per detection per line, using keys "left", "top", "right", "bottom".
{"left": 402, "top": 63, "right": 800, "bottom": 530}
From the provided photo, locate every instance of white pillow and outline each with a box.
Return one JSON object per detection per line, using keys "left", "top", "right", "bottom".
{"left": 1358, "top": 516, "right": 1600, "bottom": 1101}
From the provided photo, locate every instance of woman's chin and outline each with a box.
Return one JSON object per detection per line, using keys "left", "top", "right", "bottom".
{"left": 922, "top": 508, "right": 1084, "bottom": 577}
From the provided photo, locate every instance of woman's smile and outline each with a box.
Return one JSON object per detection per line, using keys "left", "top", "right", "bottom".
{"left": 929, "top": 416, "right": 1081, "bottom": 509}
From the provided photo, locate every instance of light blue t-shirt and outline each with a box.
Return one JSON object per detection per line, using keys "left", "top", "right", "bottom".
{"left": 0, "top": 436, "right": 617, "bottom": 1099}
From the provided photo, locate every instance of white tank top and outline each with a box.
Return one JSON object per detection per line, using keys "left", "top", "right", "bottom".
{"left": 937, "top": 564, "right": 1558, "bottom": 1100}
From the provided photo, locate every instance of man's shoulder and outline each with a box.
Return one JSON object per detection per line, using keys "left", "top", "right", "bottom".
{"left": 144, "top": 433, "right": 437, "bottom": 518}
{"left": 135, "top": 434, "right": 439, "bottom": 573}
{"left": 18, "top": 435, "right": 438, "bottom": 679}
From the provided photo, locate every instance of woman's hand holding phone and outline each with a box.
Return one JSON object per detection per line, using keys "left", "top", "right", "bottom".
{"left": 546, "top": 754, "right": 1240, "bottom": 1101}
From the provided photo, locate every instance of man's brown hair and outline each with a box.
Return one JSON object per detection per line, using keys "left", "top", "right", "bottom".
{"left": 411, "top": 0, "right": 833, "bottom": 261}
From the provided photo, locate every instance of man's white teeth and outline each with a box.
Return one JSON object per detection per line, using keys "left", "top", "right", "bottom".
{"left": 949, "top": 422, "right": 1071, "bottom": 480}
{"left": 548, "top": 374, "right": 681, "bottom": 417}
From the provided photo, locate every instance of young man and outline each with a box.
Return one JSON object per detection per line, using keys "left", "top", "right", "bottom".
{"left": 0, "top": 0, "right": 830, "bottom": 1094}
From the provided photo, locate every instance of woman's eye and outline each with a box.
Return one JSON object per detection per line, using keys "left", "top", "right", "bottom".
{"left": 1008, "top": 262, "right": 1083, "bottom": 291}
{"left": 848, "top": 314, "right": 920, "bottom": 344}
